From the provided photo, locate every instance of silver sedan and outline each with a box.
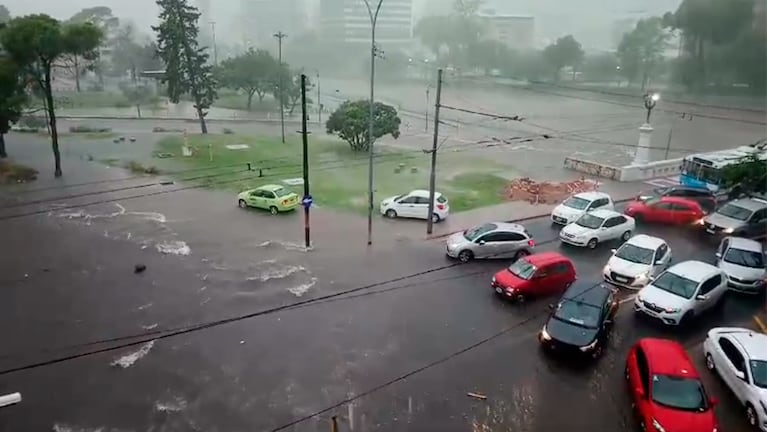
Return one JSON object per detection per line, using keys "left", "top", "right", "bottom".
{"left": 446, "top": 222, "right": 536, "bottom": 263}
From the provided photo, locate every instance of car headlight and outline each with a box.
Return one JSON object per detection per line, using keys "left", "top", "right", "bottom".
{"left": 492, "top": 276, "right": 496, "bottom": 283}
{"left": 635, "top": 273, "right": 649, "bottom": 283}
{"left": 694, "top": 218, "right": 705, "bottom": 225}
{"left": 652, "top": 418, "right": 666, "bottom": 432}
{"left": 540, "top": 327, "right": 551, "bottom": 341}
{"left": 579, "top": 339, "right": 599, "bottom": 352}
{"left": 723, "top": 227, "right": 734, "bottom": 233}
{"left": 662, "top": 306, "right": 681, "bottom": 314}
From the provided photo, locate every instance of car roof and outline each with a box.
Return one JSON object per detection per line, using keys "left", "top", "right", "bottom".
{"left": 491, "top": 222, "right": 527, "bottom": 233}
{"left": 726, "top": 197, "right": 767, "bottom": 211}
{"left": 257, "top": 184, "right": 286, "bottom": 191}
{"left": 726, "top": 236, "right": 763, "bottom": 252}
{"left": 626, "top": 234, "right": 665, "bottom": 249}
{"left": 639, "top": 338, "right": 699, "bottom": 377}
{"left": 410, "top": 189, "right": 443, "bottom": 198}
{"left": 714, "top": 328, "right": 767, "bottom": 361}
{"left": 561, "top": 280, "right": 610, "bottom": 307}
{"left": 588, "top": 208, "right": 622, "bottom": 218}
{"left": 526, "top": 252, "right": 570, "bottom": 266}
{"left": 661, "top": 185, "right": 714, "bottom": 195}
{"left": 666, "top": 260, "right": 719, "bottom": 283}
{"left": 573, "top": 191, "right": 610, "bottom": 201}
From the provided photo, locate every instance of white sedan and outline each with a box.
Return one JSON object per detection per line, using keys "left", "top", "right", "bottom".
{"left": 559, "top": 209, "right": 635, "bottom": 249}
{"left": 380, "top": 189, "right": 449, "bottom": 223}
{"left": 550, "top": 191, "right": 614, "bottom": 225}
{"left": 703, "top": 327, "right": 767, "bottom": 431}
{"left": 603, "top": 234, "right": 672, "bottom": 289}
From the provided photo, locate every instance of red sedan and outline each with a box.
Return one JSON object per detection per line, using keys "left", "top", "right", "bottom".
{"left": 624, "top": 196, "right": 706, "bottom": 225}
{"left": 626, "top": 338, "right": 719, "bottom": 432}
{"left": 491, "top": 252, "right": 576, "bottom": 302}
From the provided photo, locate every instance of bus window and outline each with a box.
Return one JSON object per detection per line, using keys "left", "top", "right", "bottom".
{"left": 700, "top": 166, "right": 721, "bottom": 185}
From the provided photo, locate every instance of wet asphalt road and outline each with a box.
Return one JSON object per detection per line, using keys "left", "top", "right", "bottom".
{"left": 0, "top": 176, "right": 763, "bottom": 432}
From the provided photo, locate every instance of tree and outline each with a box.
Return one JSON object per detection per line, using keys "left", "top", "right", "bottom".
{"left": 119, "top": 82, "right": 154, "bottom": 118}
{"left": 721, "top": 153, "right": 767, "bottom": 195}
{"left": 153, "top": 0, "right": 217, "bottom": 134}
{"left": 0, "top": 58, "right": 27, "bottom": 158}
{"left": 326, "top": 100, "right": 401, "bottom": 152}
{"left": 0, "top": 5, "right": 10, "bottom": 24}
{"left": 57, "top": 22, "right": 103, "bottom": 92}
{"left": 67, "top": 6, "right": 119, "bottom": 87}
{"left": 616, "top": 17, "right": 670, "bottom": 89}
{"left": 466, "top": 40, "right": 510, "bottom": 75}
{"left": 542, "top": 35, "right": 584, "bottom": 80}
{"left": 216, "top": 48, "right": 277, "bottom": 110}
{"left": 1, "top": 14, "right": 104, "bottom": 177}
{"left": 580, "top": 53, "right": 620, "bottom": 82}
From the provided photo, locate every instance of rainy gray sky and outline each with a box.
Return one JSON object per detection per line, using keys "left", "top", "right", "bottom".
{"left": 1, "top": 0, "right": 681, "bottom": 49}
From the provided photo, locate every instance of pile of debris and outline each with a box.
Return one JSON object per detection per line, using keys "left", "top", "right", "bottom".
{"left": 0, "top": 161, "right": 38, "bottom": 184}
{"left": 506, "top": 177, "right": 599, "bottom": 204}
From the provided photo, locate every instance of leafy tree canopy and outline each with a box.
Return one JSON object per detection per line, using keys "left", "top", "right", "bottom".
{"left": 216, "top": 48, "right": 277, "bottom": 109}
{"left": 542, "top": 35, "right": 584, "bottom": 79}
{"left": 0, "top": 57, "right": 27, "bottom": 157}
{"left": 617, "top": 17, "right": 670, "bottom": 89}
{"left": 326, "top": 100, "right": 401, "bottom": 152}
{"left": 0, "top": 4, "right": 10, "bottom": 24}
{"left": 720, "top": 153, "right": 767, "bottom": 194}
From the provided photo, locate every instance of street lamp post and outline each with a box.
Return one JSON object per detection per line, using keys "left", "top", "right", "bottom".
{"left": 425, "top": 85, "right": 431, "bottom": 131}
{"left": 209, "top": 21, "right": 218, "bottom": 66}
{"left": 274, "top": 31, "right": 287, "bottom": 143}
{"left": 362, "top": 0, "right": 383, "bottom": 246}
{"left": 643, "top": 92, "right": 660, "bottom": 124}
{"left": 315, "top": 70, "right": 322, "bottom": 125}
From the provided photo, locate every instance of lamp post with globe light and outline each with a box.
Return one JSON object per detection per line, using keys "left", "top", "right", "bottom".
{"left": 644, "top": 92, "right": 660, "bottom": 124}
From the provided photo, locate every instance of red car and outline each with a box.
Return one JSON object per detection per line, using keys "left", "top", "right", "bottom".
{"left": 624, "top": 196, "right": 706, "bottom": 225}
{"left": 626, "top": 338, "right": 719, "bottom": 432}
{"left": 491, "top": 252, "right": 576, "bottom": 302}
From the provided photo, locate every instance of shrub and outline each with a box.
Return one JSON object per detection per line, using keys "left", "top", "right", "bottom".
{"left": 18, "top": 116, "right": 47, "bottom": 130}
{"left": 222, "top": 128, "right": 234, "bottom": 134}
{"left": 0, "top": 161, "right": 38, "bottom": 183}
{"left": 125, "top": 161, "right": 160, "bottom": 175}
{"left": 69, "top": 125, "right": 112, "bottom": 133}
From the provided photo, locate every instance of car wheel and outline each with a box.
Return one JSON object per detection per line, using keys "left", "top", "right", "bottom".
{"left": 431, "top": 213, "right": 440, "bottom": 223}
{"left": 592, "top": 344, "right": 604, "bottom": 358}
{"left": 238, "top": 199, "right": 247, "bottom": 209}
{"left": 458, "top": 250, "right": 473, "bottom": 263}
{"left": 385, "top": 209, "right": 397, "bottom": 218}
{"left": 705, "top": 353, "right": 715, "bottom": 371}
{"left": 621, "top": 230, "right": 632, "bottom": 241}
{"left": 746, "top": 404, "right": 758, "bottom": 427}
{"left": 515, "top": 293, "right": 525, "bottom": 303}
{"left": 269, "top": 206, "right": 279, "bottom": 215}
{"left": 587, "top": 238, "right": 598, "bottom": 249}
{"left": 514, "top": 249, "right": 530, "bottom": 261}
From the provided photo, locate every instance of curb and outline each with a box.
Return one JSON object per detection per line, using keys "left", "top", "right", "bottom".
{"left": 754, "top": 315, "right": 767, "bottom": 333}
{"left": 424, "top": 197, "right": 636, "bottom": 241}
{"left": 39, "top": 115, "right": 308, "bottom": 125}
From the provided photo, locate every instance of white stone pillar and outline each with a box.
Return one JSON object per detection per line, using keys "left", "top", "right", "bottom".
{"left": 632, "top": 123, "right": 653, "bottom": 165}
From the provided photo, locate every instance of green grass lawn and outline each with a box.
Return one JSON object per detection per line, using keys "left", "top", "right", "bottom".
{"left": 154, "top": 134, "right": 514, "bottom": 213}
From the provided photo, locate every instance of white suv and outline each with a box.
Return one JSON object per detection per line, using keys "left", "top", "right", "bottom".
{"left": 550, "top": 191, "right": 614, "bottom": 225}
{"left": 703, "top": 327, "right": 767, "bottom": 431}
{"left": 380, "top": 189, "right": 449, "bottom": 223}
{"left": 634, "top": 260, "right": 727, "bottom": 326}
{"left": 559, "top": 209, "right": 635, "bottom": 249}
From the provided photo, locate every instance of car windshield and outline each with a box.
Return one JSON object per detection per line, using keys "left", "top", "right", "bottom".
{"left": 464, "top": 223, "right": 497, "bottom": 241}
{"left": 653, "top": 187, "right": 671, "bottom": 195}
{"left": 563, "top": 196, "right": 590, "bottom": 210}
{"left": 651, "top": 271, "right": 699, "bottom": 299}
{"left": 552, "top": 300, "right": 601, "bottom": 329}
{"left": 575, "top": 214, "right": 604, "bottom": 229}
{"left": 651, "top": 375, "right": 708, "bottom": 412}
{"left": 750, "top": 360, "right": 767, "bottom": 388}
{"left": 272, "top": 188, "right": 291, "bottom": 197}
{"left": 723, "top": 247, "right": 765, "bottom": 268}
{"left": 717, "top": 204, "right": 752, "bottom": 221}
{"left": 615, "top": 244, "right": 655, "bottom": 265}
{"left": 508, "top": 259, "right": 537, "bottom": 280}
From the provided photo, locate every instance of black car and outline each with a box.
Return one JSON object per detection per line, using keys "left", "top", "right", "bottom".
{"left": 637, "top": 186, "right": 717, "bottom": 213}
{"left": 538, "top": 281, "right": 618, "bottom": 358}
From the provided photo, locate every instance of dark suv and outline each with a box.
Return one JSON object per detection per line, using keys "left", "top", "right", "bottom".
{"left": 637, "top": 186, "right": 717, "bottom": 213}
{"left": 538, "top": 281, "right": 619, "bottom": 359}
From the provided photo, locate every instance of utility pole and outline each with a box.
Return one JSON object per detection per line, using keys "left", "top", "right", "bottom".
{"left": 300, "top": 74, "right": 312, "bottom": 249}
{"left": 425, "top": 85, "right": 430, "bottom": 131}
{"left": 664, "top": 127, "right": 673, "bottom": 160}
{"left": 363, "top": 0, "right": 383, "bottom": 246}
{"left": 274, "top": 31, "right": 287, "bottom": 143}
{"left": 316, "top": 70, "right": 322, "bottom": 125}
{"left": 426, "top": 69, "right": 443, "bottom": 235}
{"left": 209, "top": 21, "right": 218, "bottom": 66}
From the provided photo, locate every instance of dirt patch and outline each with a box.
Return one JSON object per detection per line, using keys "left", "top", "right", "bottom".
{"left": 0, "top": 160, "right": 38, "bottom": 184}
{"left": 506, "top": 177, "right": 599, "bottom": 205}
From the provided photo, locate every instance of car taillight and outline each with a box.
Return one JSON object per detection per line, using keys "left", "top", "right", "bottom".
{"left": 437, "top": 204, "right": 445, "bottom": 210}
{"left": 528, "top": 239, "right": 535, "bottom": 247}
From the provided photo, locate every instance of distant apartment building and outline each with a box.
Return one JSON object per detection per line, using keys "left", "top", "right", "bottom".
{"left": 478, "top": 11, "right": 535, "bottom": 51}
{"left": 754, "top": 0, "right": 766, "bottom": 35}
{"left": 240, "top": 0, "right": 307, "bottom": 48}
{"left": 319, "top": 0, "right": 414, "bottom": 47}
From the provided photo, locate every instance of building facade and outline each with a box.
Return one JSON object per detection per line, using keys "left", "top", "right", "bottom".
{"left": 479, "top": 13, "right": 535, "bottom": 51}
{"left": 320, "top": 0, "right": 414, "bottom": 47}
{"left": 240, "top": 0, "right": 308, "bottom": 48}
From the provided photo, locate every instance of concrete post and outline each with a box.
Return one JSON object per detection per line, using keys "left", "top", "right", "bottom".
{"left": 632, "top": 123, "right": 653, "bottom": 165}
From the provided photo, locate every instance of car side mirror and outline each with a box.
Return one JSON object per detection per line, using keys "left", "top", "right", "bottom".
{"left": 654, "top": 260, "right": 663, "bottom": 265}
{"left": 610, "top": 249, "right": 617, "bottom": 254}
{"left": 695, "top": 294, "right": 707, "bottom": 301}
{"left": 478, "top": 240, "right": 486, "bottom": 245}
{"left": 548, "top": 303, "right": 555, "bottom": 310}
{"left": 635, "top": 387, "right": 645, "bottom": 398}
{"left": 734, "top": 370, "right": 745, "bottom": 381}
{"left": 709, "top": 397, "right": 718, "bottom": 406}
{"left": 715, "top": 252, "right": 721, "bottom": 259}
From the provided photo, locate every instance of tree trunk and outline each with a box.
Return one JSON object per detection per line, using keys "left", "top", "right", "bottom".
{"left": 247, "top": 91, "right": 254, "bottom": 110}
{"left": 0, "top": 133, "right": 7, "bottom": 158}
{"left": 74, "top": 57, "right": 81, "bottom": 92}
{"left": 136, "top": 104, "right": 142, "bottom": 118}
{"left": 257, "top": 91, "right": 265, "bottom": 102}
{"left": 196, "top": 106, "right": 208, "bottom": 134}
{"left": 44, "top": 67, "right": 62, "bottom": 177}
